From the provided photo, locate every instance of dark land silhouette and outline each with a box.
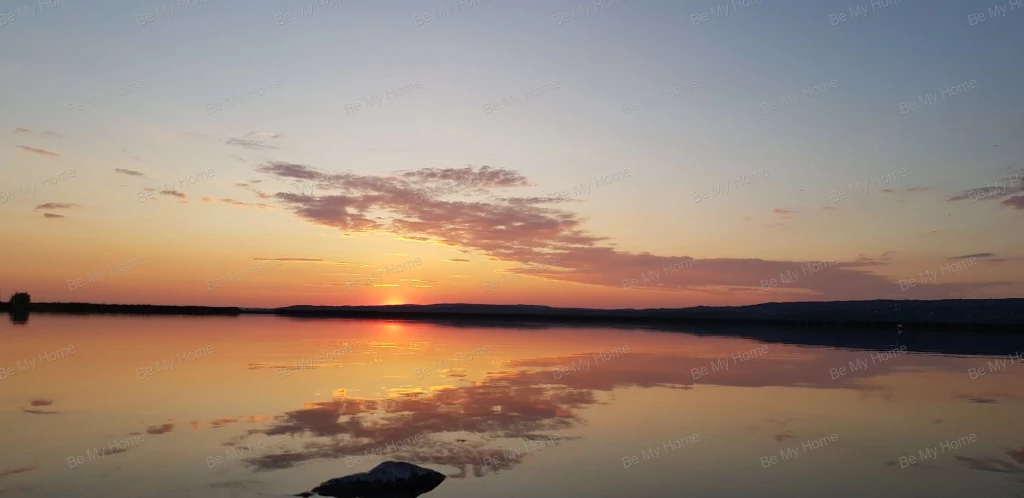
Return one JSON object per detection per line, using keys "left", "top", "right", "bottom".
{"left": 269, "top": 299, "right": 1024, "bottom": 328}
{"left": 2, "top": 296, "right": 1021, "bottom": 329}
{"left": 4, "top": 295, "right": 1023, "bottom": 356}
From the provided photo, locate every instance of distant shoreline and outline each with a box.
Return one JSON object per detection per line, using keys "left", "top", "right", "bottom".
{"left": 3, "top": 299, "right": 1023, "bottom": 330}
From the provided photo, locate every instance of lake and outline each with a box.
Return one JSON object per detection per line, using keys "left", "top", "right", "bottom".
{"left": 1, "top": 314, "right": 1022, "bottom": 497}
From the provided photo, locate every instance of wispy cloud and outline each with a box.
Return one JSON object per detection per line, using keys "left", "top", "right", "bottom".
{"left": 251, "top": 162, "right": 974, "bottom": 300}
{"left": 947, "top": 172, "right": 1024, "bottom": 206}
{"left": 0, "top": 466, "right": 38, "bottom": 477}
{"left": 224, "top": 132, "right": 284, "bottom": 150}
{"left": 217, "top": 198, "right": 275, "bottom": 209}
{"left": 34, "top": 203, "right": 77, "bottom": 210}
{"left": 42, "top": 213, "right": 65, "bottom": 219}
{"left": 115, "top": 168, "right": 145, "bottom": 177}
{"left": 253, "top": 257, "right": 321, "bottom": 262}
{"left": 225, "top": 138, "right": 277, "bottom": 149}
{"left": 16, "top": 145, "right": 59, "bottom": 158}
{"left": 950, "top": 253, "right": 995, "bottom": 260}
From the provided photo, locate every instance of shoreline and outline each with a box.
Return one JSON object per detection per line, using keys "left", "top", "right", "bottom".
{"left": 3, "top": 299, "right": 1023, "bottom": 330}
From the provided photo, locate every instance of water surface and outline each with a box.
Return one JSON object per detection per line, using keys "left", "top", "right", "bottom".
{"left": 1, "top": 315, "right": 1022, "bottom": 497}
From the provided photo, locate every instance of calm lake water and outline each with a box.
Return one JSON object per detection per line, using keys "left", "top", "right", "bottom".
{"left": 2, "top": 315, "right": 1023, "bottom": 497}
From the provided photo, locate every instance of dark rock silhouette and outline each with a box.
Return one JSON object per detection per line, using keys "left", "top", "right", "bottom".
{"left": 295, "top": 461, "right": 446, "bottom": 498}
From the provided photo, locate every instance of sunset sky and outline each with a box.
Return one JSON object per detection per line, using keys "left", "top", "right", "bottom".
{"left": 1, "top": 0, "right": 1022, "bottom": 308}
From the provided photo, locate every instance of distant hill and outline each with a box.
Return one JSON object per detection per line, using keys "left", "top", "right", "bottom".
{"left": 273, "top": 299, "right": 1024, "bottom": 327}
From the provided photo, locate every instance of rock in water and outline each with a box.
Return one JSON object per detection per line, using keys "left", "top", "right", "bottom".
{"left": 296, "top": 461, "right": 446, "bottom": 498}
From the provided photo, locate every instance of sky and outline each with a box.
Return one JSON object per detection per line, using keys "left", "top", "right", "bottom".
{"left": 0, "top": 0, "right": 1022, "bottom": 308}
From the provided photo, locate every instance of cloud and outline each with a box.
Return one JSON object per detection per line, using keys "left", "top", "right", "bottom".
{"left": 16, "top": 145, "right": 59, "bottom": 158}
{"left": 34, "top": 203, "right": 77, "bottom": 210}
{"left": 821, "top": 206, "right": 838, "bottom": 211}
{"left": 115, "top": 168, "right": 145, "bottom": 177}
{"left": 217, "top": 198, "right": 275, "bottom": 209}
{"left": 13, "top": 127, "right": 32, "bottom": 133}
{"left": 0, "top": 466, "right": 37, "bottom": 477}
{"left": 950, "top": 253, "right": 995, "bottom": 260}
{"left": 147, "top": 423, "right": 175, "bottom": 435}
{"left": 30, "top": 399, "right": 53, "bottom": 406}
{"left": 1000, "top": 195, "right": 1024, "bottom": 211}
{"left": 248, "top": 132, "right": 285, "bottom": 140}
{"left": 445, "top": 258, "right": 471, "bottom": 263}
{"left": 42, "top": 213, "right": 64, "bottom": 219}
{"left": 256, "top": 161, "right": 331, "bottom": 181}
{"left": 187, "top": 415, "right": 272, "bottom": 431}
{"left": 237, "top": 182, "right": 275, "bottom": 200}
{"left": 224, "top": 132, "right": 284, "bottom": 150}
{"left": 250, "top": 162, "right": 1003, "bottom": 300}
{"left": 42, "top": 131, "right": 63, "bottom": 138}
{"left": 947, "top": 175, "right": 1024, "bottom": 203}
{"left": 253, "top": 257, "right": 322, "bottom": 262}
{"left": 1009, "top": 446, "right": 1024, "bottom": 465}
{"left": 22, "top": 408, "right": 60, "bottom": 415}
{"left": 773, "top": 209, "right": 795, "bottom": 217}
{"left": 225, "top": 138, "right": 277, "bottom": 149}
{"left": 955, "top": 455, "right": 1024, "bottom": 474}
{"left": 398, "top": 165, "right": 531, "bottom": 189}
{"left": 202, "top": 196, "right": 213, "bottom": 202}
{"left": 161, "top": 191, "right": 187, "bottom": 198}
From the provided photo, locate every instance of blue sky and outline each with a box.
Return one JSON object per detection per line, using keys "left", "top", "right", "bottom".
{"left": 1, "top": 0, "right": 1022, "bottom": 307}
